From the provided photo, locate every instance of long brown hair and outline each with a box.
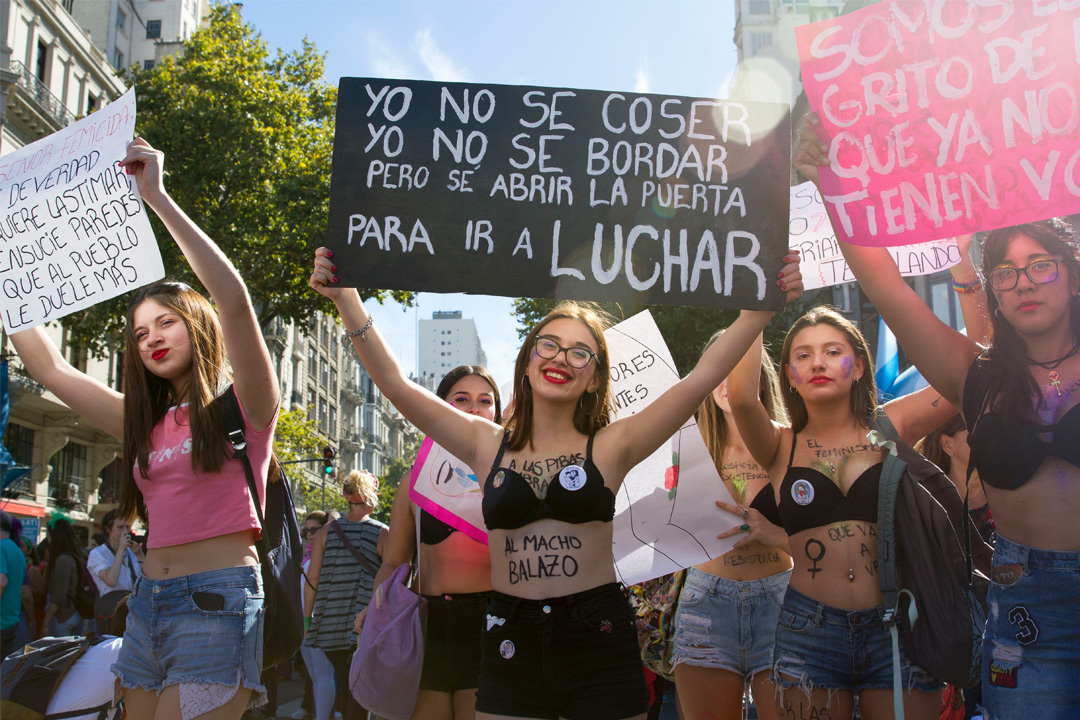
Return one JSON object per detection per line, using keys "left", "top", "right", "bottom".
{"left": 779, "top": 306, "right": 878, "bottom": 432}
{"left": 914, "top": 414, "right": 966, "bottom": 476}
{"left": 120, "top": 281, "right": 230, "bottom": 523}
{"left": 505, "top": 302, "right": 614, "bottom": 452}
{"left": 697, "top": 331, "right": 788, "bottom": 470}
{"left": 436, "top": 365, "right": 503, "bottom": 423}
{"left": 979, "top": 218, "right": 1080, "bottom": 429}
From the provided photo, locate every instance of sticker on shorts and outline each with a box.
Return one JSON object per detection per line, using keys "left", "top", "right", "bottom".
{"left": 988, "top": 661, "right": 1018, "bottom": 688}
{"left": 1008, "top": 605, "right": 1039, "bottom": 646}
{"left": 791, "top": 479, "right": 814, "bottom": 505}
{"left": 493, "top": 471, "right": 505, "bottom": 489}
{"left": 499, "top": 639, "right": 515, "bottom": 659}
{"left": 486, "top": 614, "right": 505, "bottom": 631}
{"left": 559, "top": 465, "right": 586, "bottom": 491}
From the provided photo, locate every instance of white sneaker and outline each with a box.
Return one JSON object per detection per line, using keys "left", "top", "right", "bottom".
{"left": 289, "top": 711, "right": 307, "bottom": 720}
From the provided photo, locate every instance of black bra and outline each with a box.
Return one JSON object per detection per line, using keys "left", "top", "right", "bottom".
{"left": 481, "top": 432, "right": 616, "bottom": 531}
{"left": 748, "top": 483, "right": 782, "bottom": 527}
{"left": 963, "top": 361, "right": 1080, "bottom": 490}
{"left": 419, "top": 508, "right": 456, "bottom": 545}
{"left": 778, "top": 432, "right": 880, "bottom": 536}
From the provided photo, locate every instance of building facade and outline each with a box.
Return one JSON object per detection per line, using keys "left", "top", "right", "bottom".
{"left": 418, "top": 311, "right": 488, "bottom": 392}
{"left": 69, "top": 0, "right": 208, "bottom": 72}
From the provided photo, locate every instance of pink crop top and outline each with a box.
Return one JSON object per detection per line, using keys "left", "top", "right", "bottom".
{"left": 135, "top": 388, "right": 277, "bottom": 548}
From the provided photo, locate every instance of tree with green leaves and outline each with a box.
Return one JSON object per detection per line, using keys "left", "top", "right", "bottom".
{"left": 372, "top": 435, "right": 422, "bottom": 525}
{"left": 65, "top": 4, "right": 410, "bottom": 357}
{"left": 512, "top": 297, "right": 809, "bottom": 376}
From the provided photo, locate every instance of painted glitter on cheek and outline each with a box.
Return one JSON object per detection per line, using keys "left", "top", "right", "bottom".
{"left": 789, "top": 366, "right": 803, "bottom": 385}
{"left": 839, "top": 356, "right": 854, "bottom": 379}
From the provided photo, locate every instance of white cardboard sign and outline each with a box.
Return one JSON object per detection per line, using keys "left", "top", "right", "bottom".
{"left": 0, "top": 88, "right": 163, "bottom": 332}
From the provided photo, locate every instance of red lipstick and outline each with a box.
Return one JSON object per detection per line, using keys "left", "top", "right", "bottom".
{"left": 152, "top": 348, "right": 169, "bottom": 361}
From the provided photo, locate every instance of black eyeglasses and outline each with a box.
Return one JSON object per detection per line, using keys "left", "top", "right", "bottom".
{"left": 534, "top": 336, "right": 596, "bottom": 369}
{"left": 989, "top": 259, "right": 1061, "bottom": 291}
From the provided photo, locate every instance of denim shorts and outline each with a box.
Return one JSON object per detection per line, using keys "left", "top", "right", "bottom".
{"left": 420, "top": 591, "right": 489, "bottom": 693}
{"left": 475, "top": 583, "right": 649, "bottom": 720}
{"left": 671, "top": 567, "right": 790, "bottom": 679}
{"left": 772, "top": 585, "right": 940, "bottom": 695}
{"left": 982, "top": 534, "right": 1080, "bottom": 719}
{"left": 112, "top": 566, "right": 265, "bottom": 703}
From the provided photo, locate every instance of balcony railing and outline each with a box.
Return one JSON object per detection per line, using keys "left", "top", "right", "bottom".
{"left": 10, "top": 60, "right": 75, "bottom": 127}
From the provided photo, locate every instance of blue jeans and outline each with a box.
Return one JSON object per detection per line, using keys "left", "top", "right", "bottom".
{"left": 982, "top": 534, "right": 1080, "bottom": 719}
{"left": 48, "top": 610, "right": 84, "bottom": 637}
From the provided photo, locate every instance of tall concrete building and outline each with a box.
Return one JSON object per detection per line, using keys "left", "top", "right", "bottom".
{"left": 418, "top": 311, "right": 488, "bottom": 391}
{"left": 69, "top": 0, "right": 209, "bottom": 72}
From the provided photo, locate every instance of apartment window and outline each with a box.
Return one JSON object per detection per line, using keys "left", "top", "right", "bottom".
{"left": 4, "top": 424, "right": 35, "bottom": 466}
{"left": 50, "top": 442, "right": 88, "bottom": 505}
{"left": 146, "top": 20, "right": 162, "bottom": 39}
{"left": 330, "top": 368, "right": 338, "bottom": 394}
{"left": 87, "top": 94, "right": 98, "bottom": 113}
{"left": 320, "top": 358, "right": 329, "bottom": 388}
{"left": 143, "top": 59, "right": 155, "bottom": 71}
{"left": 319, "top": 399, "right": 328, "bottom": 433}
{"left": 113, "top": 50, "right": 125, "bottom": 69}
{"left": 36, "top": 41, "right": 48, "bottom": 83}
{"left": 329, "top": 406, "right": 337, "bottom": 436}
{"left": 61, "top": 0, "right": 74, "bottom": 13}
{"left": 750, "top": 32, "right": 774, "bottom": 55}
{"left": 748, "top": 0, "right": 771, "bottom": 14}
{"left": 117, "top": 8, "right": 127, "bottom": 30}
{"left": 308, "top": 344, "right": 316, "bottom": 371}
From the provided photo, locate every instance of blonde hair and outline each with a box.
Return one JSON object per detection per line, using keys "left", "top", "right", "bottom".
{"left": 341, "top": 469, "right": 380, "bottom": 508}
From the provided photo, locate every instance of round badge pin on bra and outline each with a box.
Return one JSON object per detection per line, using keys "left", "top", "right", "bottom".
{"left": 559, "top": 465, "right": 586, "bottom": 491}
{"left": 791, "top": 479, "right": 814, "bottom": 506}
{"left": 493, "top": 470, "right": 505, "bottom": 489}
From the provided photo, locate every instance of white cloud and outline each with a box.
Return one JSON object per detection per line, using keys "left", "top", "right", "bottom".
{"left": 634, "top": 63, "right": 650, "bottom": 94}
{"left": 365, "top": 30, "right": 412, "bottom": 79}
{"left": 415, "top": 29, "right": 469, "bottom": 82}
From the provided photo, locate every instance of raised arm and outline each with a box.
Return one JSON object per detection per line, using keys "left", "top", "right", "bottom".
{"left": 880, "top": 384, "right": 958, "bottom": 447}
{"left": 950, "top": 234, "right": 992, "bottom": 346}
{"left": 726, "top": 330, "right": 787, "bottom": 473}
{"left": 795, "top": 116, "right": 979, "bottom": 406}
{"left": 121, "top": 140, "right": 278, "bottom": 428}
{"left": 309, "top": 249, "right": 500, "bottom": 469}
{"left": 602, "top": 260, "right": 802, "bottom": 477}
{"left": 8, "top": 327, "right": 124, "bottom": 439}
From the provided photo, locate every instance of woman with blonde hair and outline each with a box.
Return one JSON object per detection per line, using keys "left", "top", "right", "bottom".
{"left": 304, "top": 470, "right": 387, "bottom": 720}
{"left": 671, "top": 335, "right": 792, "bottom": 720}
{"left": 310, "top": 246, "right": 802, "bottom": 720}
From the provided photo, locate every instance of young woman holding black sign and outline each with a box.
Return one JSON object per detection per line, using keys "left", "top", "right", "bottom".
{"left": 671, "top": 337, "right": 792, "bottom": 720}
{"left": 796, "top": 114, "right": 1080, "bottom": 719}
{"left": 9, "top": 139, "right": 279, "bottom": 720}
{"left": 360, "top": 364, "right": 501, "bottom": 720}
{"left": 310, "top": 247, "right": 802, "bottom": 720}
{"left": 726, "top": 307, "right": 954, "bottom": 720}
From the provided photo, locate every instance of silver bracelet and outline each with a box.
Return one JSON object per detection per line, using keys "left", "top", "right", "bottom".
{"left": 345, "top": 316, "right": 373, "bottom": 342}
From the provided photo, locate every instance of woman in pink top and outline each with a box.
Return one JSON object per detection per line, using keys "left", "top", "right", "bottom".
{"left": 9, "top": 139, "right": 279, "bottom": 720}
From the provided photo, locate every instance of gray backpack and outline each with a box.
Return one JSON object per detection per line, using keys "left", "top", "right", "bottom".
{"left": 871, "top": 411, "right": 993, "bottom": 719}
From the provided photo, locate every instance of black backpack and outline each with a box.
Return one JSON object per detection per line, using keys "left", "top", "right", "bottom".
{"left": 871, "top": 411, "right": 993, "bottom": 718}
{"left": 69, "top": 556, "right": 97, "bottom": 622}
{"left": 220, "top": 386, "right": 305, "bottom": 670}
{"left": 0, "top": 636, "right": 115, "bottom": 720}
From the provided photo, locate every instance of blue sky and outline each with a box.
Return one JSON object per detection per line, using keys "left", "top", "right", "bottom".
{"left": 241, "top": 0, "right": 741, "bottom": 386}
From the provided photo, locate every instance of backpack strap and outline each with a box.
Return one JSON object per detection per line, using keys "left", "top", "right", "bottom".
{"left": 46, "top": 701, "right": 113, "bottom": 720}
{"left": 871, "top": 407, "right": 906, "bottom": 720}
{"left": 330, "top": 519, "right": 380, "bottom": 577}
{"left": 220, "top": 385, "right": 265, "bottom": 529}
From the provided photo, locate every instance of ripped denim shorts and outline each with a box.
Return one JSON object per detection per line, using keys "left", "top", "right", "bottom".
{"left": 112, "top": 565, "right": 266, "bottom": 718}
{"left": 671, "top": 567, "right": 790, "bottom": 679}
{"left": 771, "top": 585, "right": 940, "bottom": 695}
{"left": 982, "top": 534, "right": 1080, "bottom": 719}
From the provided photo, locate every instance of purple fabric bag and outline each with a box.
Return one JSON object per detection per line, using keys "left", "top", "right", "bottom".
{"left": 349, "top": 562, "right": 426, "bottom": 720}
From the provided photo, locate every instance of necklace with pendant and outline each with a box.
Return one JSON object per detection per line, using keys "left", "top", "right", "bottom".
{"left": 807, "top": 422, "right": 856, "bottom": 475}
{"left": 1027, "top": 337, "right": 1080, "bottom": 398}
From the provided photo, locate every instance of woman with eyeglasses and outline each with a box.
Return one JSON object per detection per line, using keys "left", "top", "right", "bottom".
{"left": 796, "top": 115, "right": 1080, "bottom": 718}
{"left": 310, "top": 247, "right": 803, "bottom": 720}
{"left": 359, "top": 365, "right": 502, "bottom": 720}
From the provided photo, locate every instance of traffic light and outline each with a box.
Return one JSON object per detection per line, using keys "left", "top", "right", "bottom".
{"left": 322, "top": 446, "right": 335, "bottom": 476}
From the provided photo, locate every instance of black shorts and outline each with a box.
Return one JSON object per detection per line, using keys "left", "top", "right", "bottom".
{"left": 475, "top": 583, "right": 649, "bottom": 720}
{"left": 420, "top": 591, "right": 489, "bottom": 693}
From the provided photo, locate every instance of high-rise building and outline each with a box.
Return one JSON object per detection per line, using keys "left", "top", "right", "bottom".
{"left": 69, "top": 0, "right": 209, "bottom": 72}
{"left": 418, "top": 311, "right": 488, "bottom": 391}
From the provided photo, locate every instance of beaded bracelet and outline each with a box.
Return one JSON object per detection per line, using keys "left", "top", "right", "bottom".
{"left": 952, "top": 278, "right": 983, "bottom": 294}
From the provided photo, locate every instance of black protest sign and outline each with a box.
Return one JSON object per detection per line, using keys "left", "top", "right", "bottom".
{"left": 326, "top": 79, "right": 790, "bottom": 310}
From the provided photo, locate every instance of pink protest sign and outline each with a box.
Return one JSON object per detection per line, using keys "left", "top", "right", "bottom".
{"left": 795, "top": 2, "right": 1080, "bottom": 247}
